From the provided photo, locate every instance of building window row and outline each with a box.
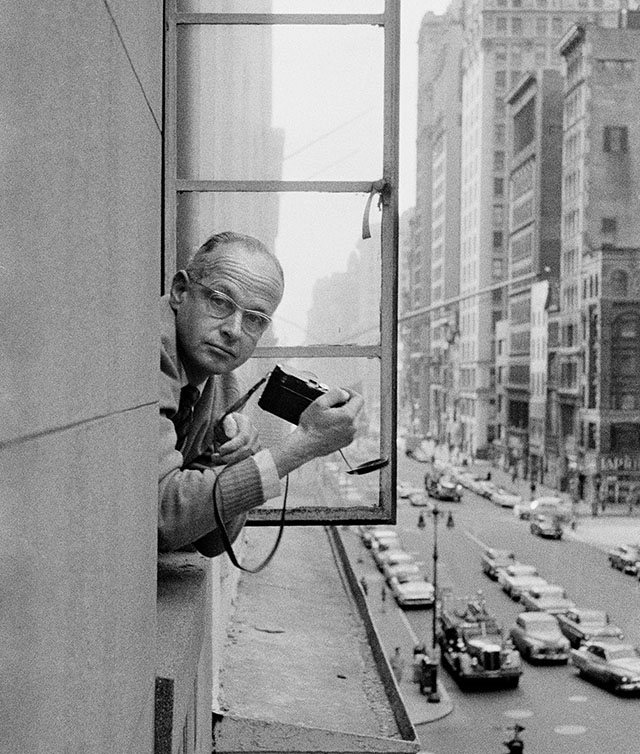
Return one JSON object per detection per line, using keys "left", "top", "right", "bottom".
{"left": 562, "top": 283, "right": 578, "bottom": 311}
{"left": 595, "top": 59, "right": 634, "bottom": 76}
{"left": 510, "top": 158, "right": 534, "bottom": 199}
{"left": 583, "top": 273, "right": 599, "bottom": 299}
{"left": 510, "top": 230, "right": 533, "bottom": 263}
{"left": 510, "top": 296, "right": 531, "bottom": 324}
{"left": 603, "top": 125, "right": 629, "bottom": 154}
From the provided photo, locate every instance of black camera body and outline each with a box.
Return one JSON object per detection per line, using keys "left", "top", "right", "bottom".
{"left": 258, "top": 365, "right": 328, "bottom": 425}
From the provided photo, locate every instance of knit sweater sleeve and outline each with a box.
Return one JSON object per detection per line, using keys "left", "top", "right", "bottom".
{"left": 158, "top": 323, "right": 267, "bottom": 555}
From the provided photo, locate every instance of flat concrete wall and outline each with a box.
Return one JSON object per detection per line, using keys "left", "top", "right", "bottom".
{"left": 0, "top": 3, "right": 162, "bottom": 752}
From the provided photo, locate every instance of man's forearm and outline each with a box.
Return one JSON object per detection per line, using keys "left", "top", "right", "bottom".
{"left": 269, "top": 427, "right": 325, "bottom": 478}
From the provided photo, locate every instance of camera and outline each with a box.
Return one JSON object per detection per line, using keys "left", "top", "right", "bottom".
{"left": 258, "top": 364, "right": 328, "bottom": 425}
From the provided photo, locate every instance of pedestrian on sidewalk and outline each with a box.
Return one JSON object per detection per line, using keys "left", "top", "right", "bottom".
{"left": 381, "top": 583, "right": 387, "bottom": 612}
{"left": 530, "top": 479, "right": 537, "bottom": 500}
{"left": 359, "top": 576, "right": 368, "bottom": 596}
{"left": 511, "top": 466, "right": 518, "bottom": 484}
{"left": 446, "top": 510, "right": 454, "bottom": 528}
{"left": 417, "top": 512, "right": 426, "bottom": 529}
{"left": 390, "top": 647, "right": 405, "bottom": 682}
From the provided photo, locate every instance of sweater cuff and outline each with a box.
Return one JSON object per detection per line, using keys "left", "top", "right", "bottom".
{"left": 254, "top": 449, "right": 282, "bottom": 500}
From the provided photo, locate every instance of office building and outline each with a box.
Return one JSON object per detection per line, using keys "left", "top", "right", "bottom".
{"left": 559, "top": 17, "right": 640, "bottom": 507}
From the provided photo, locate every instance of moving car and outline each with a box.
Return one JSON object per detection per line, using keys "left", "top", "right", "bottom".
{"left": 498, "top": 564, "right": 547, "bottom": 600}
{"left": 397, "top": 481, "right": 423, "bottom": 499}
{"left": 476, "top": 480, "right": 498, "bottom": 499}
{"left": 438, "top": 596, "right": 522, "bottom": 689}
{"left": 425, "top": 471, "right": 463, "bottom": 502}
{"left": 556, "top": 608, "right": 624, "bottom": 648}
{"left": 509, "top": 612, "right": 570, "bottom": 664}
{"left": 408, "top": 491, "right": 433, "bottom": 508}
{"left": 607, "top": 544, "right": 640, "bottom": 575}
{"left": 388, "top": 572, "right": 435, "bottom": 609}
{"left": 481, "top": 547, "right": 516, "bottom": 580}
{"left": 520, "top": 584, "right": 575, "bottom": 615}
{"left": 490, "top": 487, "right": 523, "bottom": 509}
{"left": 530, "top": 514, "right": 563, "bottom": 540}
{"left": 514, "top": 495, "right": 571, "bottom": 522}
{"left": 570, "top": 640, "right": 640, "bottom": 694}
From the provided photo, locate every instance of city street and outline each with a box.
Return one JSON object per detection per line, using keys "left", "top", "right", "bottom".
{"left": 344, "top": 453, "right": 640, "bottom": 754}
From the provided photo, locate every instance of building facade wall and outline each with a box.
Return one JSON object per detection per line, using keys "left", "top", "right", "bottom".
{"left": 1, "top": 3, "right": 162, "bottom": 752}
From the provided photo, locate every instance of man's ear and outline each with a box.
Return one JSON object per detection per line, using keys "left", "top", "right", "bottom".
{"left": 169, "top": 271, "right": 190, "bottom": 310}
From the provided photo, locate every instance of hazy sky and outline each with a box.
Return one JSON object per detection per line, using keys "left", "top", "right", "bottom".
{"left": 270, "top": 1, "right": 449, "bottom": 344}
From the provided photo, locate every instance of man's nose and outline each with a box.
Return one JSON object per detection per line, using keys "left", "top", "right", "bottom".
{"left": 220, "top": 308, "right": 244, "bottom": 338}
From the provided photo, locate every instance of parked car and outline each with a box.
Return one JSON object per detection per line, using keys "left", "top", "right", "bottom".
{"left": 382, "top": 553, "right": 419, "bottom": 581}
{"left": 608, "top": 544, "right": 640, "bottom": 575}
{"left": 514, "top": 495, "right": 571, "bottom": 522}
{"left": 509, "top": 611, "right": 570, "bottom": 664}
{"left": 520, "top": 584, "right": 575, "bottom": 615}
{"left": 530, "top": 514, "right": 564, "bottom": 540}
{"left": 498, "top": 564, "right": 547, "bottom": 600}
{"left": 481, "top": 547, "right": 516, "bottom": 580}
{"left": 359, "top": 525, "right": 397, "bottom": 549}
{"left": 373, "top": 546, "right": 411, "bottom": 571}
{"left": 570, "top": 639, "right": 640, "bottom": 695}
{"left": 368, "top": 529, "right": 400, "bottom": 551}
{"left": 490, "top": 487, "right": 523, "bottom": 508}
{"left": 424, "top": 471, "right": 463, "bottom": 502}
{"left": 556, "top": 609, "right": 625, "bottom": 648}
{"left": 389, "top": 572, "right": 435, "bottom": 609}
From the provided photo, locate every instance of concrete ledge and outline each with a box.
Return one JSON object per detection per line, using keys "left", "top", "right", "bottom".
{"left": 156, "top": 552, "right": 211, "bottom": 754}
{"left": 218, "top": 526, "right": 420, "bottom": 754}
{"left": 215, "top": 715, "right": 421, "bottom": 754}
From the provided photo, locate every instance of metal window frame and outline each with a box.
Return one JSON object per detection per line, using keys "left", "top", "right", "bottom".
{"left": 163, "top": 1, "right": 399, "bottom": 524}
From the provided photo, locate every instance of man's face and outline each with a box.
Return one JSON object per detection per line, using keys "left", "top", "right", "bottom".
{"left": 170, "top": 243, "right": 283, "bottom": 382}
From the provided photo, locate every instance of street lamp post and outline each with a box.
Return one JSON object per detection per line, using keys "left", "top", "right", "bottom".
{"left": 428, "top": 504, "right": 441, "bottom": 703}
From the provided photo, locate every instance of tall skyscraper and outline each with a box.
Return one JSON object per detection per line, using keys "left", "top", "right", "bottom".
{"left": 457, "top": 0, "right": 620, "bottom": 456}
{"left": 559, "top": 16, "right": 640, "bottom": 508}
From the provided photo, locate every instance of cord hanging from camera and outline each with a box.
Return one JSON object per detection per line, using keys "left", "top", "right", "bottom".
{"left": 212, "top": 464, "right": 289, "bottom": 573}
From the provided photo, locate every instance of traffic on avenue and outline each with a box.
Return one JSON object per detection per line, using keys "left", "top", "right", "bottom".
{"left": 341, "top": 450, "right": 640, "bottom": 754}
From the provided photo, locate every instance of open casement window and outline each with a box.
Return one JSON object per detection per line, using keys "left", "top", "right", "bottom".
{"left": 164, "top": 0, "right": 399, "bottom": 524}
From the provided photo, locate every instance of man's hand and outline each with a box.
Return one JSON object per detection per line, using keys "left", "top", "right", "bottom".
{"left": 270, "top": 387, "right": 364, "bottom": 478}
{"left": 213, "top": 413, "right": 261, "bottom": 465}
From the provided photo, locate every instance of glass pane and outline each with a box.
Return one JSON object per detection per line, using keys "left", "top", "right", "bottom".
{"left": 177, "top": 1, "right": 384, "bottom": 15}
{"left": 176, "top": 24, "right": 383, "bottom": 181}
{"left": 234, "top": 356, "right": 384, "bottom": 513}
{"left": 176, "top": 191, "right": 382, "bottom": 347}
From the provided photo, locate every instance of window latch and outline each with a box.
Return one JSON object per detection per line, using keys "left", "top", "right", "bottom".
{"left": 362, "top": 179, "right": 390, "bottom": 239}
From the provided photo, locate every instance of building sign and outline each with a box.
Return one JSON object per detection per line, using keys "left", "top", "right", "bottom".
{"left": 599, "top": 455, "right": 640, "bottom": 473}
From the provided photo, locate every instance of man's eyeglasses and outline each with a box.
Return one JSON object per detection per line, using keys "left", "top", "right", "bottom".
{"left": 190, "top": 280, "right": 272, "bottom": 337}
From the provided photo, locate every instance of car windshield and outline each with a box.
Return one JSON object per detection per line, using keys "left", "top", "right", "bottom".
{"left": 528, "top": 621, "right": 560, "bottom": 635}
{"left": 607, "top": 646, "right": 640, "bottom": 661}
{"left": 578, "top": 611, "right": 608, "bottom": 624}
{"left": 463, "top": 622, "right": 501, "bottom": 639}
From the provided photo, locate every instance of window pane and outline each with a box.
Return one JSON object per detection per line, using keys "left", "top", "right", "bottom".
{"left": 176, "top": 24, "right": 384, "bottom": 181}
{"left": 176, "top": 191, "right": 382, "bottom": 346}
{"left": 235, "top": 356, "right": 385, "bottom": 516}
{"left": 177, "top": 0, "right": 384, "bottom": 12}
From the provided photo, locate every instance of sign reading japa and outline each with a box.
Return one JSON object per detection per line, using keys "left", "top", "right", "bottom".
{"left": 599, "top": 456, "right": 640, "bottom": 473}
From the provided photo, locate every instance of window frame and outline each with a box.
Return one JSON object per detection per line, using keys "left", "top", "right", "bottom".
{"left": 163, "top": 1, "right": 400, "bottom": 525}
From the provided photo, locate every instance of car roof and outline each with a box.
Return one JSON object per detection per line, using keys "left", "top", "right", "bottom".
{"left": 518, "top": 611, "right": 558, "bottom": 625}
{"left": 569, "top": 608, "right": 608, "bottom": 622}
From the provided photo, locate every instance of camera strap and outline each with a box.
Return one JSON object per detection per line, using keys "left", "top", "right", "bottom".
{"left": 211, "top": 468, "right": 289, "bottom": 573}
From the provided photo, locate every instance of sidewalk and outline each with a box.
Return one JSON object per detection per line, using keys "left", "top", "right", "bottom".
{"left": 339, "top": 528, "right": 454, "bottom": 727}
